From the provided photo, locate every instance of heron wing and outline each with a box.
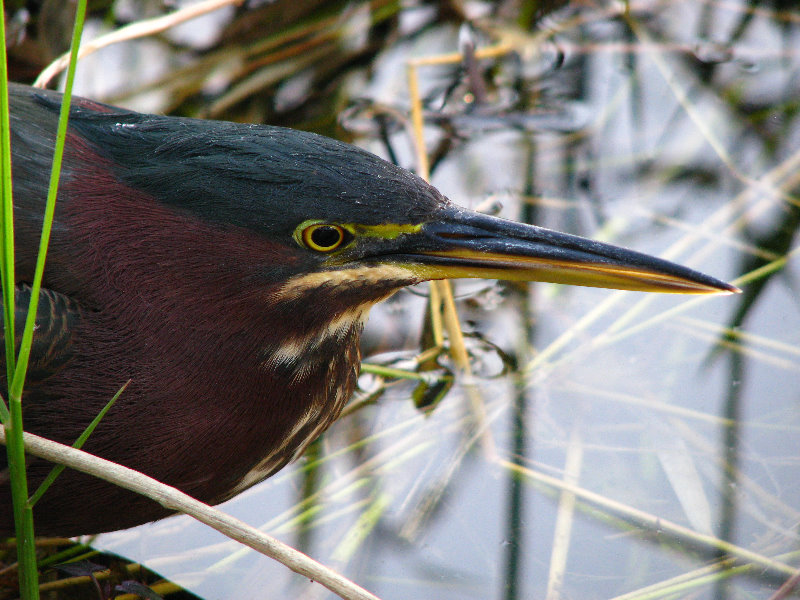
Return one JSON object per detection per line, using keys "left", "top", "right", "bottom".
{"left": 0, "top": 285, "right": 83, "bottom": 388}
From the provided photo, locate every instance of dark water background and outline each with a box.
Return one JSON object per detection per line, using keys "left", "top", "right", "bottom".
{"left": 7, "top": 1, "right": 800, "bottom": 598}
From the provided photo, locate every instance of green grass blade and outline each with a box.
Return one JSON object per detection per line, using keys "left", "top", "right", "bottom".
{"left": 10, "top": 0, "right": 88, "bottom": 395}
{"left": 29, "top": 380, "right": 130, "bottom": 506}
{"left": 0, "top": 2, "right": 15, "bottom": 409}
{"left": 0, "top": 4, "right": 38, "bottom": 598}
{"left": 0, "top": 2, "right": 88, "bottom": 598}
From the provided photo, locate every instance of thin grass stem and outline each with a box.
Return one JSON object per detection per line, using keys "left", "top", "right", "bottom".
{"left": 28, "top": 380, "right": 129, "bottom": 506}
{"left": 1, "top": 2, "right": 87, "bottom": 597}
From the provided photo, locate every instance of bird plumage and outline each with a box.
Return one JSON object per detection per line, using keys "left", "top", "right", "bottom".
{"left": 1, "top": 83, "right": 737, "bottom": 536}
{"left": 2, "top": 84, "right": 433, "bottom": 535}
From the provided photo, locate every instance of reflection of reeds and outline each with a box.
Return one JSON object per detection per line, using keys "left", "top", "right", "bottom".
{"left": 3, "top": 0, "right": 798, "bottom": 598}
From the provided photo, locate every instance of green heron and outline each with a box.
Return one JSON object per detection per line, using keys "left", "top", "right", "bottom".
{"left": 0, "top": 83, "right": 737, "bottom": 537}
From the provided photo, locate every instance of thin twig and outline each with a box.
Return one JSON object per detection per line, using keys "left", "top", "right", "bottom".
{"left": 405, "top": 53, "right": 495, "bottom": 455}
{"left": 500, "top": 458, "right": 800, "bottom": 580}
{"left": 34, "top": 0, "right": 245, "bottom": 88}
{"left": 768, "top": 568, "right": 800, "bottom": 600}
{"left": 545, "top": 424, "right": 583, "bottom": 600}
{"left": 0, "top": 429, "right": 381, "bottom": 600}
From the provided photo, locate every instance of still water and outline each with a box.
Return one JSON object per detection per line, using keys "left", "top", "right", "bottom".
{"left": 69, "top": 1, "right": 800, "bottom": 598}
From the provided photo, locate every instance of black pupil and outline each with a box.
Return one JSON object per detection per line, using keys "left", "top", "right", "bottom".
{"left": 311, "top": 226, "right": 341, "bottom": 249}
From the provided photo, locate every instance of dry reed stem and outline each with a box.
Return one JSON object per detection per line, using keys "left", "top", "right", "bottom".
{"left": 0, "top": 429, "right": 381, "bottom": 600}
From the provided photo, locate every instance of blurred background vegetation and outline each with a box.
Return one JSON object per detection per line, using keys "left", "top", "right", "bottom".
{"left": 3, "top": 1, "right": 800, "bottom": 599}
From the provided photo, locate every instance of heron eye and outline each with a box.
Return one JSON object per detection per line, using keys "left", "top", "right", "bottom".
{"left": 302, "top": 224, "right": 347, "bottom": 252}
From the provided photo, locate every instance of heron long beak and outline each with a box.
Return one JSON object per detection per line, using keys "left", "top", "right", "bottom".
{"left": 389, "top": 207, "right": 739, "bottom": 294}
